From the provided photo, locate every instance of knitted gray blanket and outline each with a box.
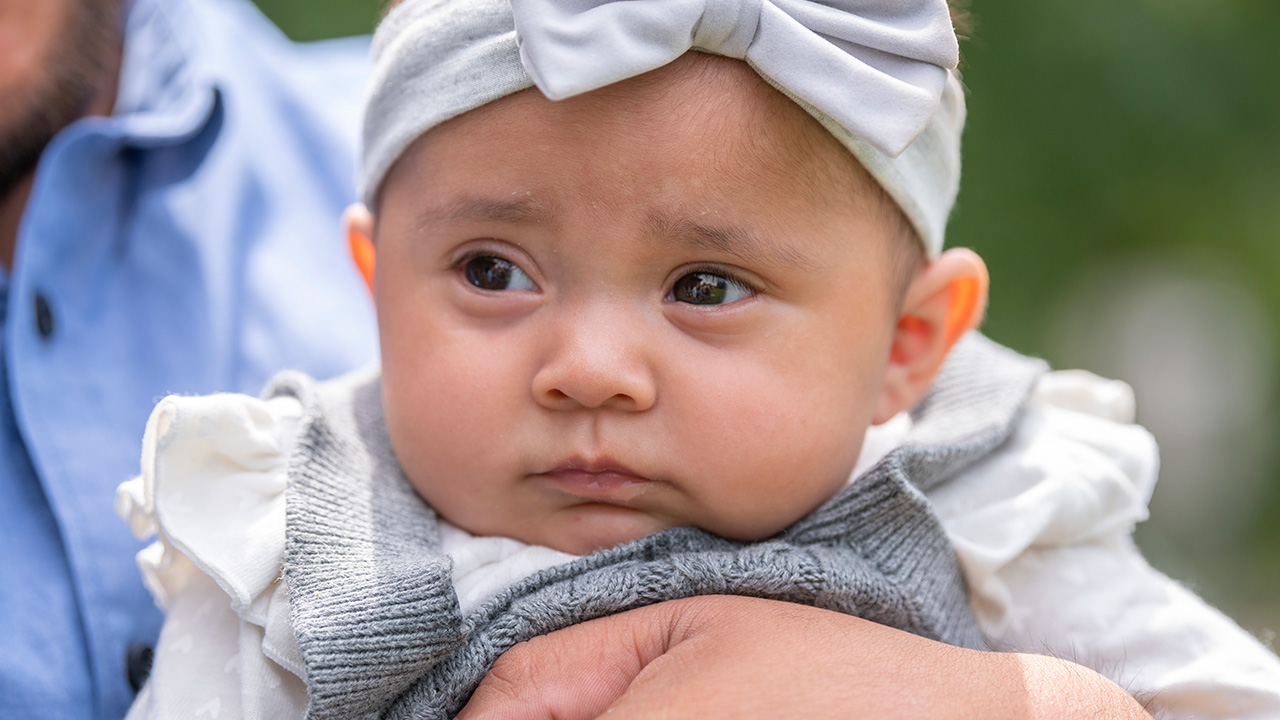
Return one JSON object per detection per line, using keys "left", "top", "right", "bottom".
{"left": 269, "top": 333, "right": 1045, "bottom": 719}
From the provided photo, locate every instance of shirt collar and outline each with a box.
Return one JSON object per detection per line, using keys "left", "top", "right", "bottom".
{"left": 109, "top": 0, "right": 220, "bottom": 148}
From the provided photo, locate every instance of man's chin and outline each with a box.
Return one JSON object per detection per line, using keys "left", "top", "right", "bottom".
{"left": 0, "top": 0, "right": 121, "bottom": 199}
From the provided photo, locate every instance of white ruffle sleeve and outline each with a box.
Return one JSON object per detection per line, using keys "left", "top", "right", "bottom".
{"left": 116, "top": 393, "right": 309, "bottom": 720}
{"left": 930, "top": 370, "right": 1280, "bottom": 719}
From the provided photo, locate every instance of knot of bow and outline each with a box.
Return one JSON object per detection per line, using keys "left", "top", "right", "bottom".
{"left": 510, "top": 0, "right": 959, "bottom": 157}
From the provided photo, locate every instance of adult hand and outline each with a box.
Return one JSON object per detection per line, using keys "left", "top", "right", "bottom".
{"left": 456, "top": 595, "right": 1151, "bottom": 720}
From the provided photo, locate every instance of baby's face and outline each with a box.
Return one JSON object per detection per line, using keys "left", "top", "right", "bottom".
{"left": 372, "top": 54, "right": 909, "bottom": 554}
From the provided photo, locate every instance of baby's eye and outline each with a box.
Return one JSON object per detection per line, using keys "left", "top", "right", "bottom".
{"left": 463, "top": 255, "right": 536, "bottom": 291}
{"left": 669, "top": 271, "right": 754, "bottom": 306}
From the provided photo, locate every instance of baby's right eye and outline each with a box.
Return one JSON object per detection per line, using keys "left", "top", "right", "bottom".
{"left": 462, "top": 255, "right": 536, "bottom": 292}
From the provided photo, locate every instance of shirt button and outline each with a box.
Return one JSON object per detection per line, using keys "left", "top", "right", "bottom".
{"left": 125, "top": 643, "right": 154, "bottom": 694}
{"left": 33, "top": 293, "right": 54, "bottom": 339}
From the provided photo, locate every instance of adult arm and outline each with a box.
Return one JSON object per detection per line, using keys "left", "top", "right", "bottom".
{"left": 456, "top": 594, "right": 1151, "bottom": 720}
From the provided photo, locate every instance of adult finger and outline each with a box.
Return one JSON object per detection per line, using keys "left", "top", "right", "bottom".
{"left": 454, "top": 600, "right": 690, "bottom": 720}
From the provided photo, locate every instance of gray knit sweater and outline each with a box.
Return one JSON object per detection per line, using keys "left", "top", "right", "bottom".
{"left": 268, "top": 334, "right": 1045, "bottom": 720}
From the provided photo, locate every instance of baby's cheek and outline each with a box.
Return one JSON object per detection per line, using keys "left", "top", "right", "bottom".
{"left": 701, "top": 381, "right": 867, "bottom": 537}
{"left": 382, "top": 335, "right": 522, "bottom": 510}
{"left": 707, "top": 464, "right": 853, "bottom": 541}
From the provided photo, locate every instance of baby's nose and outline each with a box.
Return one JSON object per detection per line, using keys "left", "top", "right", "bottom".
{"left": 531, "top": 305, "right": 656, "bottom": 412}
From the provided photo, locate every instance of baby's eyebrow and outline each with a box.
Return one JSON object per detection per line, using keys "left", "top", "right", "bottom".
{"left": 414, "top": 197, "right": 818, "bottom": 270}
{"left": 415, "top": 195, "right": 555, "bottom": 229}
{"left": 654, "top": 215, "right": 819, "bottom": 270}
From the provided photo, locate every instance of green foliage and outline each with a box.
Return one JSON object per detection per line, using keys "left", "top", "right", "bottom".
{"left": 252, "top": 0, "right": 381, "bottom": 40}
{"left": 957, "top": 0, "right": 1280, "bottom": 346}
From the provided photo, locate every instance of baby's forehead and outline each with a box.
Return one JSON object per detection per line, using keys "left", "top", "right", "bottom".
{"left": 409, "top": 53, "right": 878, "bottom": 211}
{"left": 667, "top": 55, "right": 877, "bottom": 198}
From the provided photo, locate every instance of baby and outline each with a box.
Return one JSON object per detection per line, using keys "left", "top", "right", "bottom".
{"left": 119, "top": 0, "right": 1280, "bottom": 718}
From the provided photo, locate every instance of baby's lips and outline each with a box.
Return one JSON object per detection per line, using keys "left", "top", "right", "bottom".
{"left": 538, "top": 459, "right": 658, "bottom": 502}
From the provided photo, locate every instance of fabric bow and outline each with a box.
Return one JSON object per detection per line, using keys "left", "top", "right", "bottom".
{"left": 510, "top": 0, "right": 959, "bottom": 157}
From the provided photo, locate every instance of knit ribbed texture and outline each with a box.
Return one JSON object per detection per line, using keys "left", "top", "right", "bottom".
{"left": 271, "top": 333, "right": 1046, "bottom": 719}
{"left": 271, "top": 375, "right": 465, "bottom": 720}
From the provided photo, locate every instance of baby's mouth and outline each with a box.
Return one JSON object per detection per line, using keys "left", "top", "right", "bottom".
{"left": 538, "top": 460, "right": 655, "bottom": 502}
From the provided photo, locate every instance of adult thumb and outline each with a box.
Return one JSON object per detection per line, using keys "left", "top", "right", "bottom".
{"left": 454, "top": 600, "right": 687, "bottom": 720}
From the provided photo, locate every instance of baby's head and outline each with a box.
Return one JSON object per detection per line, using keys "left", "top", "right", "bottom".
{"left": 349, "top": 0, "right": 987, "bottom": 554}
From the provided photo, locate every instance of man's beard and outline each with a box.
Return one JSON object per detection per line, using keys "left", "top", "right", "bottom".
{"left": 0, "top": 0, "right": 121, "bottom": 199}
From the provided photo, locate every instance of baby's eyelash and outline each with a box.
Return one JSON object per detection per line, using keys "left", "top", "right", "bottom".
{"left": 451, "top": 247, "right": 508, "bottom": 269}
{"left": 678, "top": 264, "right": 759, "bottom": 293}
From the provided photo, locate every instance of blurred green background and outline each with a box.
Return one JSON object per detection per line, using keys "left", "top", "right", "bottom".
{"left": 251, "top": 0, "right": 1280, "bottom": 635}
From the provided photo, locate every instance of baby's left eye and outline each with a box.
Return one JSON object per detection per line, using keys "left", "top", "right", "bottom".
{"left": 669, "top": 271, "right": 754, "bottom": 306}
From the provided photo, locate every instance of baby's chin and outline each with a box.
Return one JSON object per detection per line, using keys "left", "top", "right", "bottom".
{"left": 516, "top": 503, "right": 677, "bottom": 556}
{"left": 447, "top": 501, "right": 801, "bottom": 556}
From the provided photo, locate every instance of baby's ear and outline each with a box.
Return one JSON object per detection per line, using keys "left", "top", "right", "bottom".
{"left": 344, "top": 203, "right": 376, "bottom": 292}
{"left": 873, "top": 248, "right": 988, "bottom": 424}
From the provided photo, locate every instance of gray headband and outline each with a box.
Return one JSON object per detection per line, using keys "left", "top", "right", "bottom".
{"left": 362, "top": 0, "right": 965, "bottom": 256}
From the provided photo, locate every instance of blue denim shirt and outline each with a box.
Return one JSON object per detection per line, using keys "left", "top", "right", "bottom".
{"left": 0, "top": 0, "right": 378, "bottom": 717}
